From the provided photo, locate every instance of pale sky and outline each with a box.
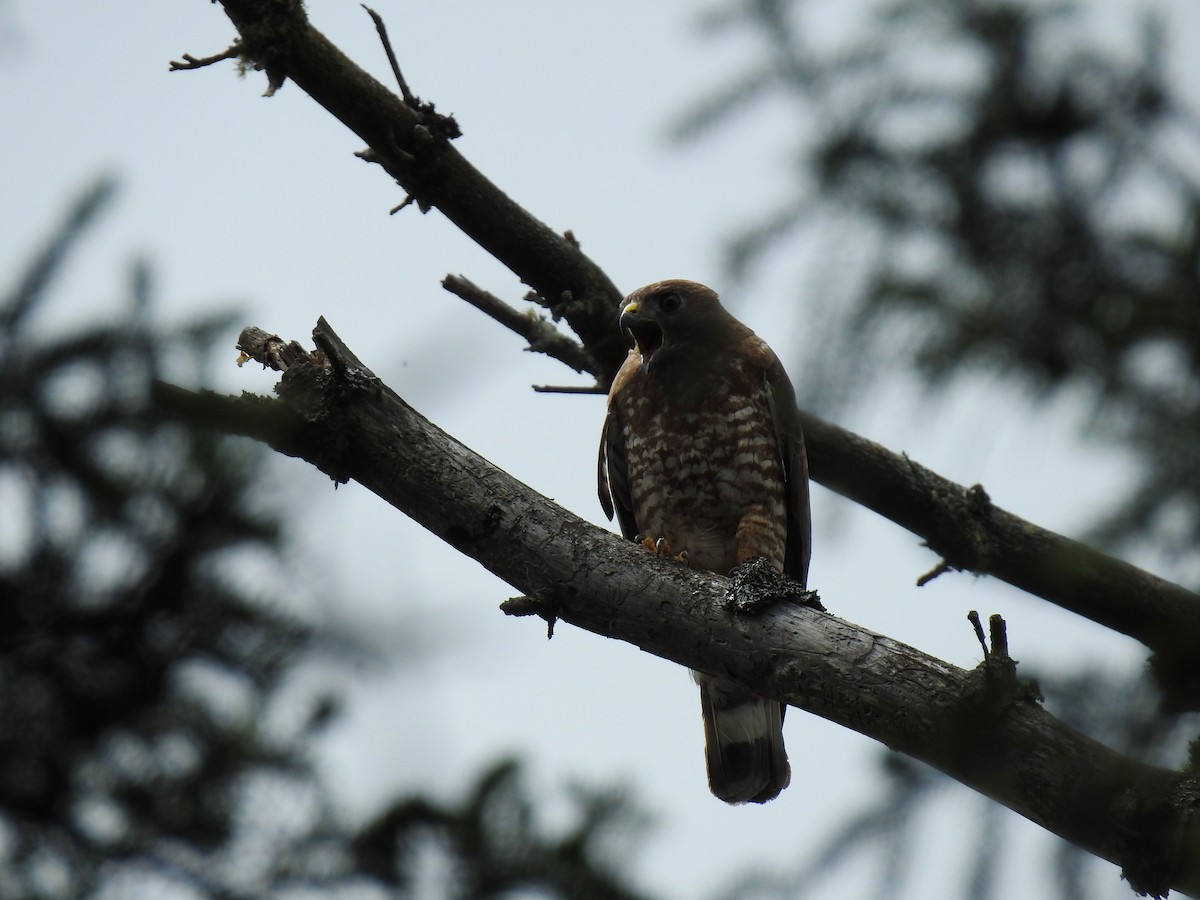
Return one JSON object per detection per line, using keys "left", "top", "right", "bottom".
{"left": 2, "top": 1, "right": 1190, "bottom": 897}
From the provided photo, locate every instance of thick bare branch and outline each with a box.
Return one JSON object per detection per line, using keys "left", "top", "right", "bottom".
{"left": 180, "top": 0, "right": 1200, "bottom": 669}
{"left": 188, "top": 0, "right": 629, "bottom": 377}
{"left": 182, "top": 0, "right": 1200, "bottom": 702}
{"left": 153, "top": 322, "right": 1200, "bottom": 898}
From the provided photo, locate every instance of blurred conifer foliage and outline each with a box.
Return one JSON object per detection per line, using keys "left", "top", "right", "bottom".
{"left": 676, "top": 2, "right": 1200, "bottom": 896}
{"left": 0, "top": 179, "right": 654, "bottom": 899}
{"left": 675, "top": 0, "right": 1200, "bottom": 562}
{"left": 0, "top": 174, "right": 308, "bottom": 896}
{"left": 354, "top": 758, "right": 653, "bottom": 900}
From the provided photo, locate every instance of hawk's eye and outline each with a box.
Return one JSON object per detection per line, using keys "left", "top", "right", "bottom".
{"left": 660, "top": 291, "right": 682, "bottom": 313}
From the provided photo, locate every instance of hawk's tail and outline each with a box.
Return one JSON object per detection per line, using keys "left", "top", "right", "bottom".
{"left": 695, "top": 673, "right": 790, "bottom": 804}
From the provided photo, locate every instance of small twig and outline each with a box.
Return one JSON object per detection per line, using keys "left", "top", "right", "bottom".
{"left": 236, "top": 326, "right": 323, "bottom": 372}
{"left": 389, "top": 195, "right": 416, "bottom": 215}
{"left": 916, "top": 559, "right": 953, "bottom": 587}
{"left": 500, "top": 596, "right": 557, "bottom": 639}
{"left": 532, "top": 384, "right": 607, "bottom": 395}
{"left": 988, "top": 613, "right": 1009, "bottom": 660}
{"left": 361, "top": 5, "right": 417, "bottom": 107}
{"left": 968, "top": 610, "right": 1012, "bottom": 662}
{"left": 499, "top": 596, "right": 539, "bottom": 616}
{"left": 169, "top": 43, "right": 241, "bottom": 72}
{"left": 442, "top": 274, "right": 599, "bottom": 375}
{"left": 968, "top": 610, "right": 988, "bottom": 658}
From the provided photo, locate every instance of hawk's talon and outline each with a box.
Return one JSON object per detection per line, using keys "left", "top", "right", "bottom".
{"left": 635, "top": 535, "right": 691, "bottom": 565}
{"left": 725, "top": 556, "right": 824, "bottom": 616}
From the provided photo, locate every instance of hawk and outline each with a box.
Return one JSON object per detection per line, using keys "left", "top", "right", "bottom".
{"left": 597, "top": 279, "right": 811, "bottom": 804}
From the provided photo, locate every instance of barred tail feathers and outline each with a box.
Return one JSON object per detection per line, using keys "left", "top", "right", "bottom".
{"left": 695, "top": 672, "right": 790, "bottom": 804}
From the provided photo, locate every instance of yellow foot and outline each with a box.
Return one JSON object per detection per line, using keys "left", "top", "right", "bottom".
{"left": 635, "top": 534, "right": 690, "bottom": 566}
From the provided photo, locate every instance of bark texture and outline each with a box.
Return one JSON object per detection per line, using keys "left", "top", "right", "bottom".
{"left": 156, "top": 322, "right": 1200, "bottom": 897}
{"left": 169, "top": 2, "right": 1200, "bottom": 893}
{"left": 178, "top": 0, "right": 1200, "bottom": 697}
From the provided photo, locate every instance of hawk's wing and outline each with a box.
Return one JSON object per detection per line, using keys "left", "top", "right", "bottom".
{"left": 598, "top": 406, "right": 639, "bottom": 541}
{"left": 765, "top": 359, "right": 812, "bottom": 588}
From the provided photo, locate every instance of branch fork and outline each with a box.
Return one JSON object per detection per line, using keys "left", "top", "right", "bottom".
{"left": 169, "top": 1, "right": 1200, "bottom": 889}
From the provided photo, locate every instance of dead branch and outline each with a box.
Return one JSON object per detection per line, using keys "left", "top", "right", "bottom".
{"left": 154, "top": 320, "right": 1200, "bottom": 898}
{"left": 169, "top": 43, "right": 241, "bottom": 71}
{"left": 181, "top": 0, "right": 629, "bottom": 373}
{"left": 441, "top": 274, "right": 599, "bottom": 376}
{"left": 798, "top": 410, "right": 1200, "bottom": 707}
{"left": 181, "top": 0, "right": 1200, "bottom": 702}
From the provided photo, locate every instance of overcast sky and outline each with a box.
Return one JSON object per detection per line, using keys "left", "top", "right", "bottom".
{"left": 2, "top": 1, "right": 1192, "bottom": 897}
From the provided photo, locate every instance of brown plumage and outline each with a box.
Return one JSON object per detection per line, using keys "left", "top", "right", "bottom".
{"left": 598, "top": 279, "right": 811, "bottom": 804}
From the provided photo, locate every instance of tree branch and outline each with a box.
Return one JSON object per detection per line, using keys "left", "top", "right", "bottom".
{"left": 175, "top": 4, "right": 1200, "bottom": 889}
{"left": 360, "top": 5, "right": 417, "bottom": 108}
{"left": 168, "top": 43, "right": 241, "bottom": 72}
{"left": 188, "top": 0, "right": 629, "bottom": 376}
{"left": 441, "top": 275, "right": 600, "bottom": 377}
{"left": 154, "top": 320, "right": 1200, "bottom": 898}
{"left": 178, "top": 0, "right": 1200, "bottom": 694}
{"left": 798, "top": 411, "right": 1200, "bottom": 709}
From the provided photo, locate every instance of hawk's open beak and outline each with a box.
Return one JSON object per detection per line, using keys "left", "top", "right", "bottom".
{"left": 620, "top": 301, "right": 664, "bottom": 364}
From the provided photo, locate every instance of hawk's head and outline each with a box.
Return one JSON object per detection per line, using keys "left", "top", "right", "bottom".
{"left": 619, "top": 279, "right": 729, "bottom": 370}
